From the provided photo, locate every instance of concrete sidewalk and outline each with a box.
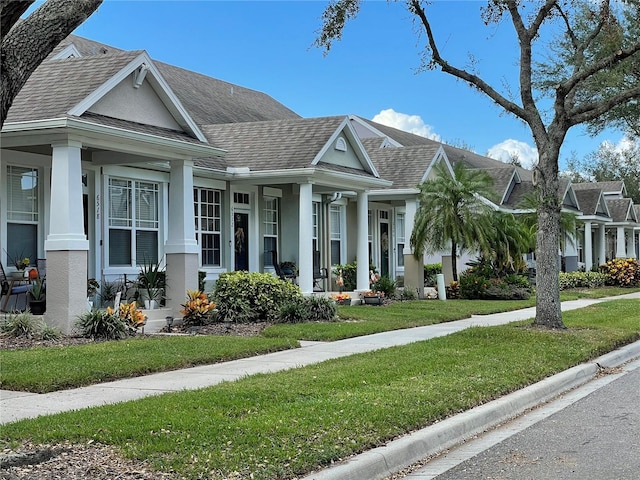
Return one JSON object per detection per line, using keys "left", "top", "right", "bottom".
{"left": 2, "top": 292, "right": 638, "bottom": 426}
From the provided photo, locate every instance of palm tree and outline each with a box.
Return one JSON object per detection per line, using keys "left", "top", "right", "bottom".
{"left": 480, "top": 211, "right": 533, "bottom": 276}
{"left": 410, "top": 162, "right": 496, "bottom": 282}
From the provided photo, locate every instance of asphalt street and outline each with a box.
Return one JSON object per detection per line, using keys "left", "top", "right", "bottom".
{"left": 408, "top": 359, "right": 640, "bottom": 480}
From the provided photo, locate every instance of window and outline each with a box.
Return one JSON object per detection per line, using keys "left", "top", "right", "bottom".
{"left": 263, "top": 197, "right": 279, "bottom": 267}
{"left": 396, "top": 212, "right": 405, "bottom": 267}
{"left": 330, "top": 204, "right": 343, "bottom": 265}
{"left": 194, "top": 187, "right": 222, "bottom": 267}
{"left": 312, "top": 201, "right": 319, "bottom": 252}
{"left": 6, "top": 166, "right": 39, "bottom": 265}
{"left": 108, "top": 178, "right": 159, "bottom": 266}
{"left": 234, "top": 192, "right": 250, "bottom": 205}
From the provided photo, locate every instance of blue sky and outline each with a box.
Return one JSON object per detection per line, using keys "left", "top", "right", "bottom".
{"left": 34, "top": 0, "right": 625, "bottom": 169}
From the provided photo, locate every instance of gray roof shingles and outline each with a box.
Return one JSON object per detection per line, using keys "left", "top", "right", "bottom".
{"left": 606, "top": 198, "right": 633, "bottom": 222}
{"left": 202, "top": 117, "right": 371, "bottom": 173}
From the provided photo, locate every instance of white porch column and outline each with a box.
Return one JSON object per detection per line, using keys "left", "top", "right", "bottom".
{"left": 628, "top": 227, "right": 637, "bottom": 259}
{"left": 298, "top": 183, "right": 314, "bottom": 294}
{"left": 597, "top": 225, "right": 606, "bottom": 266}
{"left": 45, "top": 141, "right": 89, "bottom": 334}
{"left": 356, "top": 190, "right": 369, "bottom": 292}
{"left": 583, "top": 221, "right": 593, "bottom": 271}
{"left": 165, "top": 160, "right": 199, "bottom": 317}
{"left": 616, "top": 226, "right": 626, "bottom": 258}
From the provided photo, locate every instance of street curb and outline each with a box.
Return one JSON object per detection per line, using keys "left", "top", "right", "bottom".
{"left": 301, "top": 340, "right": 640, "bottom": 480}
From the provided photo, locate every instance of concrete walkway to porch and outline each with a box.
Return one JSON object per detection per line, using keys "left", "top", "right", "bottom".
{"left": 2, "top": 291, "right": 639, "bottom": 425}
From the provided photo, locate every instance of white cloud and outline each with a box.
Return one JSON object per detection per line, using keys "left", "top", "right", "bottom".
{"left": 372, "top": 108, "right": 441, "bottom": 141}
{"left": 486, "top": 139, "right": 539, "bottom": 169}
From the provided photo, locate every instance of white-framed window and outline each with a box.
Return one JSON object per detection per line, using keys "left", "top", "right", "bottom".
{"left": 108, "top": 178, "right": 159, "bottom": 266}
{"left": 5, "top": 165, "right": 39, "bottom": 266}
{"left": 263, "top": 196, "right": 279, "bottom": 267}
{"left": 194, "top": 187, "right": 222, "bottom": 267}
{"left": 396, "top": 212, "right": 405, "bottom": 267}
{"left": 312, "top": 201, "right": 320, "bottom": 252}
{"left": 330, "top": 204, "right": 344, "bottom": 265}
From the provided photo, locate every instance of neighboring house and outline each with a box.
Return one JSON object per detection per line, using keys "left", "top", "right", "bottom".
{"left": 1, "top": 35, "right": 639, "bottom": 332}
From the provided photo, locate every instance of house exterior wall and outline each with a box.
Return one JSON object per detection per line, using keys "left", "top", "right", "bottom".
{"left": 88, "top": 75, "right": 182, "bottom": 130}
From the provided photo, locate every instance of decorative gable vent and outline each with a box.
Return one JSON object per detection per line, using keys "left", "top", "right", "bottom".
{"left": 335, "top": 137, "right": 347, "bottom": 152}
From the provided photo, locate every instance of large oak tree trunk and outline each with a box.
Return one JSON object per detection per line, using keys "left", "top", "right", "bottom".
{"left": 534, "top": 143, "right": 564, "bottom": 329}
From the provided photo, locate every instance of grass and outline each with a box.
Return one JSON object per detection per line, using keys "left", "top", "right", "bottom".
{"left": 0, "top": 336, "right": 298, "bottom": 393}
{"left": 263, "top": 287, "right": 639, "bottom": 341}
{"left": 2, "top": 287, "right": 637, "bottom": 393}
{"left": 2, "top": 299, "right": 639, "bottom": 480}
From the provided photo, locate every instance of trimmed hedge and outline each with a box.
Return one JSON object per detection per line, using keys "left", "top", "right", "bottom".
{"left": 213, "top": 272, "right": 302, "bottom": 323}
{"left": 558, "top": 271, "right": 608, "bottom": 290}
{"left": 600, "top": 258, "right": 640, "bottom": 287}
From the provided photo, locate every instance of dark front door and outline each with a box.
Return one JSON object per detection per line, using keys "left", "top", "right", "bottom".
{"left": 380, "top": 222, "right": 389, "bottom": 278}
{"left": 234, "top": 212, "right": 249, "bottom": 271}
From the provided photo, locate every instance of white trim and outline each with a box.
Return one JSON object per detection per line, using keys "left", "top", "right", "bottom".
{"left": 348, "top": 115, "right": 404, "bottom": 147}
{"left": 420, "top": 147, "right": 451, "bottom": 183}
{"left": 263, "top": 186, "right": 282, "bottom": 198}
{"left": 50, "top": 44, "right": 82, "bottom": 60}
{"left": 311, "top": 117, "right": 381, "bottom": 178}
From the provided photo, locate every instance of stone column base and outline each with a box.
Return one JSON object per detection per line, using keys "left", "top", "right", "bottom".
{"left": 165, "top": 253, "right": 199, "bottom": 319}
{"left": 44, "top": 250, "right": 88, "bottom": 335}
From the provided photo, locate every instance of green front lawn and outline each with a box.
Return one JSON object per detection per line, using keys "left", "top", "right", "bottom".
{"left": 0, "top": 336, "right": 297, "bottom": 393}
{"left": 2, "top": 299, "right": 639, "bottom": 480}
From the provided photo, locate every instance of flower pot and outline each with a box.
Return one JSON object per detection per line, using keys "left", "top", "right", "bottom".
{"left": 363, "top": 295, "right": 383, "bottom": 305}
{"left": 28, "top": 297, "right": 46, "bottom": 315}
{"left": 10, "top": 271, "right": 25, "bottom": 279}
{"left": 144, "top": 299, "right": 158, "bottom": 310}
{"left": 339, "top": 298, "right": 352, "bottom": 306}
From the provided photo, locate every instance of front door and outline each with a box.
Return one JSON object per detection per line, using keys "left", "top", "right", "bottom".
{"left": 234, "top": 212, "right": 249, "bottom": 271}
{"left": 380, "top": 221, "right": 390, "bottom": 278}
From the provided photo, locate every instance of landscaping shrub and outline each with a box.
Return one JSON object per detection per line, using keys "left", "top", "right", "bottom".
{"left": 424, "top": 263, "right": 442, "bottom": 287}
{"left": 600, "top": 258, "right": 640, "bottom": 287}
{"left": 76, "top": 310, "right": 129, "bottom": 340}
{"left": 446, "top": 281, "right": 461, "bottom": 299}
{"left": 459, "top": 269, "right": 532, "bottom": 300}
{"left": 558, "top": 271, "right": 608, "bottom": 290}
{"left": 214, "top": 271, "right": 302, "bottom": 323}
{"left": 372, "top": 276, "right": 396, "bottom": 298}
{"left": 0, "top": 312, "right": 61, "bottom": 340}
{"left": 278, "top": 298, "right": 309, "bottom": 324}
{"left": 180, "top": 290, "right": 217, "bottom": 327}
{"left": 305, "top": 295, "right": 337, "bottom": 322}
{"left": 397, "top": 287, "right": 418, "bottom": 301}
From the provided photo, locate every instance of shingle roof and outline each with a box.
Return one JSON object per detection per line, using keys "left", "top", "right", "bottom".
{"left": 572, "top": 181, "right": 625, "bottom": 193}
{"left": 502, "top": 181, "right": 535, "bottom": 208}
{"left": 156, "top": 61, "right": 300, "bottom": 126}
{"left": 8, "top": 34, "right": 300, "bottom": 128}
{"left": 202, "top": 117, "right": 374, "bottom": 174}
{"left": 472, "top": 167, "right": 515, "bottom": 204}
{"left": 364, "top": 143, "right": 442, "bottom": 189}
{"left": 575, "top": 189, "right": 604, "bottom": 216}
{"left": 6, "top": 50, "right": 142, "bottom": 123}
{"left": 606, "top": 198, "right": 634, "bottom": 222}
{"left": 79, "top": 112, "right": 209, "bottom": 146}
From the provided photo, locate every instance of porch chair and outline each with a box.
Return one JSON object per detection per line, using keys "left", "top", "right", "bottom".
{"left": 313, "top": 250, "right": 328, "bottom": 292}
{"left": 0, "top": 262, "right": 32, "bottom": 312}
{"left": 270, "top": 250, "right": 296, "bottom": 283}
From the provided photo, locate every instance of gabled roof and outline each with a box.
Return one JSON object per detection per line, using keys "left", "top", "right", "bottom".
{"left": 364, "top": 142, "right": 444, "bottom": 189}
{"left": 574, "top": 189, "right": 611, "bottom": 218}
{"left": 6, "top": 50, "right": 142, "bottom": 123}
{"left": 572, "top": 181, "right": 627, "bottom": 197}
{"left": 606, "top": 198, "right": 637, "bottom": 223}
{"left": 201, "top": 117, "right": 377, "bottom": 178}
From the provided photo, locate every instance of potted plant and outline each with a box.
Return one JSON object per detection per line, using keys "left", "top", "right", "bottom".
{"left": 331, "top": 292, "right": 351, "bottom": 305}
{"left": 99, "top": 279, "right": 123, "bottom": 308}
{"left": 4, "top": 249, "right": 30, "bottom": 279}
{"left": 28, "top": 276, "right": 46, "bottom": 315}
{"left": 86, "top": 278, "right": 100, "bottom": 311}
{"left": 137, "top": 258, "right": 166, "bottom": 309}
{"left": 361, "top": 290, "right": 384, "bottom": 305}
